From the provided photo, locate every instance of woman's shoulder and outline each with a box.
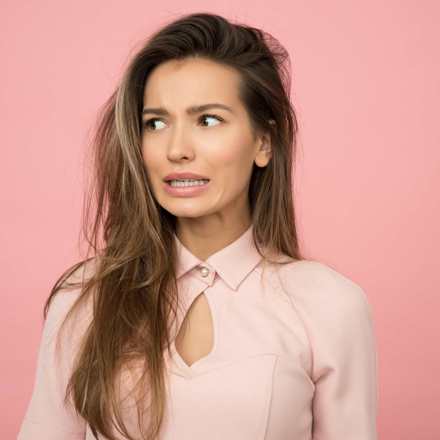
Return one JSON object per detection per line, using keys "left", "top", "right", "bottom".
{"left": 272, "top": 258, "right": 371, "bottom": 319}
{"left": 45, "top": 258, "right": 97, "bottom": 336}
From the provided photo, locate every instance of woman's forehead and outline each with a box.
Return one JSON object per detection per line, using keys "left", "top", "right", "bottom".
{"left": 143, "top": 58, "right": 243, "bottom": 107}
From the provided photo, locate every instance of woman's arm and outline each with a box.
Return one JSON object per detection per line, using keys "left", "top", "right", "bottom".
{"left": 310, "top": 283, "right": 378, "bottom": 439}
{"left": 17, "top": 290, "right": 88, "bottom": 439}
{"left": 283, "top": 261, "right": 378, "bottom": 439}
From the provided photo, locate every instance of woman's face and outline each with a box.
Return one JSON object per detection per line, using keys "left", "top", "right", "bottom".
{"left": 141, "top": 57, "right": 271, "bottom": 228}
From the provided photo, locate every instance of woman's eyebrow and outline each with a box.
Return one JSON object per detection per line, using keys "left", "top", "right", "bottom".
{"left": 142, "top": 103, "right": 234, "bottom": 116}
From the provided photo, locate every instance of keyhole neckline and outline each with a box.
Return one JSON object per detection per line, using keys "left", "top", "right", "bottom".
{"left": 171, "top": 290, "right": 217, "bottom": 371}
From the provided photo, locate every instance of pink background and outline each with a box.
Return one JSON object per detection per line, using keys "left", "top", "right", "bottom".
{"left": 2, "top": 1, "right": 439, "bottom": 439}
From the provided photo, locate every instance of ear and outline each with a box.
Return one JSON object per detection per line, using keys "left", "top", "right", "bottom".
{"left": 254, "top": 125, "right": 273, "bottom": 168}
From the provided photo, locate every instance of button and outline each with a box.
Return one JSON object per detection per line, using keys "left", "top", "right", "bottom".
{"left": 199, "top": 266, "right": 210, "bottom": 277}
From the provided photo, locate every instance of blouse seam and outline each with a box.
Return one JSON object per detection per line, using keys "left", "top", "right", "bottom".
{"left": 255, "top": 265, "right": 315, "bottom": 379}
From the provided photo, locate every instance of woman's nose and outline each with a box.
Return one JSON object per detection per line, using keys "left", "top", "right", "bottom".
{"left": 166, "top": 124, "right": 195, "bottom": 160}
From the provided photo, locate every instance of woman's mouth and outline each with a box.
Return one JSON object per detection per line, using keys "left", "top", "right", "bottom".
{"left": 167, "top": 178, "right": 210, "bottom": 187}
{"left": 163, "top": 179, "right": 211, "bottom": 197}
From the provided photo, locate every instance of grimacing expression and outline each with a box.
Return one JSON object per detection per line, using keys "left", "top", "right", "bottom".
{"left": 141, "top": 57, "right": 271, "bottom": 219}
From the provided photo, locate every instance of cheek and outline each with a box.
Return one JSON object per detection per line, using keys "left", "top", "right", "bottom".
{"left": 141, "top": 144, "right": 161, "bottom": 175}
{"left": 208, "top": 134, "right": 254, "bottom": 183}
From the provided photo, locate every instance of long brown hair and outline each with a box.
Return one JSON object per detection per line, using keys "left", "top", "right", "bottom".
{"left": 45, "top": 12, "right": 304, "bottom": 440}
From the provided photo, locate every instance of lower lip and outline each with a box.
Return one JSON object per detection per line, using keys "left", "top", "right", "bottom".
{"left": 163, "top": 180, "right": 210, "bottom": 197}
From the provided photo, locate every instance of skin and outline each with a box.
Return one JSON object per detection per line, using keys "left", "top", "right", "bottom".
{"left": 141, "top": 57, "right": 272, "bottom": 261}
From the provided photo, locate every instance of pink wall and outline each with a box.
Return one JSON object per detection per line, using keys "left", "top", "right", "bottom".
{"left": 2, "top": 1, "right": 439, "bottom": 439}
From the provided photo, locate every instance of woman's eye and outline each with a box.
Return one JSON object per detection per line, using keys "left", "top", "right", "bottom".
{"left": 143, "top": 118, "right": 166, "bottom": 131}
{"left": 142, "top": 114, "right": 223, "bottom": 132}
{"left": 200, "top": 114, "right": 223, "bottom": 127}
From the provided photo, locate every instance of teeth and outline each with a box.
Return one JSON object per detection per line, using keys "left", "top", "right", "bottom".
{"left": 169, "top": 179, "right": 209, "bottom": 187}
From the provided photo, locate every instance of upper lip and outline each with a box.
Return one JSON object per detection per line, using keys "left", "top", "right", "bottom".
{"left": 163, "top": 172, "right": 210, "bottom": 181}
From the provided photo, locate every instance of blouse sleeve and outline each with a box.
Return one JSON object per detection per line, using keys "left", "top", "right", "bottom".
{"left": 313, "top": 286, "right": 378, "bottom": 439}
{"left": 286, "top": 262, "right": 378, "bottom": 440}
{"left": 17, "top": 290, "right": 88, "bottom": 439}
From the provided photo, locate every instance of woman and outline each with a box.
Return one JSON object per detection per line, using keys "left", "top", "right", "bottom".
{"left": 18, "top": 12, "right": 378, "bottom": 440}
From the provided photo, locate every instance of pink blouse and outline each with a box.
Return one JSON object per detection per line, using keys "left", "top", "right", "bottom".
{"left": 18, "top": 224, "right": 378, "bottom": 439}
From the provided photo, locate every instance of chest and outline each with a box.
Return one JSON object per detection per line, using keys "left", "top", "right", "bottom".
{"left": 161, "top": 283, "right": 315, "bottom": 440}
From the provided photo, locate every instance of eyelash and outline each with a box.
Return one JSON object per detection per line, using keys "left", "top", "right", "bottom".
{"left": 142, "top": 114, "right": 224, "bottom": 131}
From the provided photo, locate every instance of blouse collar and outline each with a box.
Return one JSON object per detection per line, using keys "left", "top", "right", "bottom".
{"left": 173, "top": 224, "right": 264, "bottom": 290}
